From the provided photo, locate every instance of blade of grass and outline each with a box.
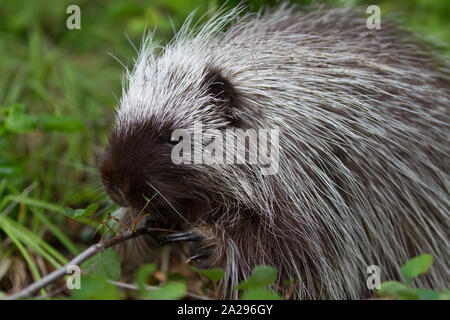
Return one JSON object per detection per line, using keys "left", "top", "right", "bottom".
{"left": 2, "top": 229, "right": 47, "bottom": 296}
{"left": 0, "top": 182, "right": 38, "bottom": 214}
{"left": 0, "top": 221, "right": 42, "bottom": 288}
{"left": 42, "top": 132, "right": 59, "bottom": 202}
{"left": 30, "top": 207, "right": 79, "bottom": 255}
{"left": 2, "top": 195, "right": 66, "bottom": 215}
{"left": 0, "top": 215, "right": 67, "bottom": 267}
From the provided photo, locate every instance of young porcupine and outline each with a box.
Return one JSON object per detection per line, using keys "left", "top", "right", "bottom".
{"left": 98, "top": 4, "right": 450, "bottom": 299}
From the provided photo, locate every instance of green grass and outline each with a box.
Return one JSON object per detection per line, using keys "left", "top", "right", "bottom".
{"left": 0, "top": 0, "right": 448, "bottom": 298}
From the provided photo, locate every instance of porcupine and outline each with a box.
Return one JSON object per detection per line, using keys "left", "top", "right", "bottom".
{"left": 98, "top": 4, "right": 450, "bottom": 299}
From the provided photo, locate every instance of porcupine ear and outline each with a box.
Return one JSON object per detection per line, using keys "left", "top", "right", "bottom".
{"left": 204, "top": 69, "right": 241, "bottom": 127}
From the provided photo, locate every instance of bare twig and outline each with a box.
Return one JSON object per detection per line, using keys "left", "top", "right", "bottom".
{"left": 4, "top": 227, "right": 153, "bottom": 300}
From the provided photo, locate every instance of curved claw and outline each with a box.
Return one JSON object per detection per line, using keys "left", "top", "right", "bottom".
{"left": 159, "top": 231, "right": 203, "bottom": 245}
{"left": 186, "top": 252, "right": 210, "bottom": 263}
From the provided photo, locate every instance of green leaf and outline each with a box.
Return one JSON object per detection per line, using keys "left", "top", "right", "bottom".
{"left": 395, "top": 290, "right": 420, "bottom": 300}
{"left": 400, "top": 254, "right": 433, "bottom": 284}
{"left": 416, "top": 289, "right": 440, "bottom": 300}
{"left": 71, "top": 275, "right": 121, "bottom": 300}
{"left": 4, "top": 107, "right": 37, "bottom": 133}
{"left": 191, "top": 266, "right": 224, "bottom": 284}
{"left": 439, "top": 290, "right": 450, "bottom": 300}
{"left": 82, "top": 248, "right": 121, "bottom": 281}
{"left": 36, "top": 114, "right": 84, "bottom": 132}
{"left": 377, "top": 281, "right": 404, "bottom": 297}
{"left": 241, "top": 288, "right": 282, "bottom": 300}
{"left": 136, "top": 263, "right": 157, "bottom": 294}
{"left": 236, "top": 265, "right": 277, "bottom": 290}
{"left": 167, "top": 273, "right": 187, "bottom": 282}
{"left": 64, "top": 203, "right": 98, "bottom": 219}
{"left": 377, "top": 281, "right": 419, "bottom": 300}
{"left": 144, "top": 282, "right": 186, "bottom": 300}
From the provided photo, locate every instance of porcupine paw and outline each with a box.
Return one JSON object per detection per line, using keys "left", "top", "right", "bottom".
{"left": 158, "top": 226, "right": 216, "bottom": 269}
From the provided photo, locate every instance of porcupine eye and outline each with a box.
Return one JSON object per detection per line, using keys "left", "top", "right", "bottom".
{"left": 168, "top": 136, "right": 182, "bottom": 146}
{"left": 160, "top": 131, "right": 182, "bottom": 146}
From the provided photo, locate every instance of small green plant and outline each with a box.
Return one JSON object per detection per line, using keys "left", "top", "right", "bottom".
{"left": 376, "top": 254, "right": 449, "bottom": 300}
{"left": 192, "top": 265, "right": 283, "bottom": 300}
{"left": 71, "top": 275, "right": 123, "bottom": 300}
{"left": 71, "top": 248, "right": 123, "bottom": 300}
{"left": 82, "top": 248, "right": 122, "bottom": 281}
{"left": 235, "top": 265, "right": 283, "bottom": 300}
{"left": 135, "top": 263, "right": 187, "bottom": 300}
{"left": 191, "top": 266, "right": 225, "bottom": 285}
{"left": 64, "top": 203, "right": 99, "bottom": 220}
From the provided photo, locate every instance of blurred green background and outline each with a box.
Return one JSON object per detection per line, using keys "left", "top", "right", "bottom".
{"left": 0, "top": 0, "right": 448, "bottom": 297}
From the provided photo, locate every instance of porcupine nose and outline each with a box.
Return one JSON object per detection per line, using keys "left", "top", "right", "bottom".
{"left": 99, "top": 154, "right": 132, "bottom": 207}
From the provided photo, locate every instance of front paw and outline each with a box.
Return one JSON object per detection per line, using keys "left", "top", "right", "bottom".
{"left": 158, "top": 227, "right": 215, "bottom": 268}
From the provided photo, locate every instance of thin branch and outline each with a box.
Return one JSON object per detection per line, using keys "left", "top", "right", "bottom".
{"left": 3, "top": 227, "right": 153, "bottom": 300}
